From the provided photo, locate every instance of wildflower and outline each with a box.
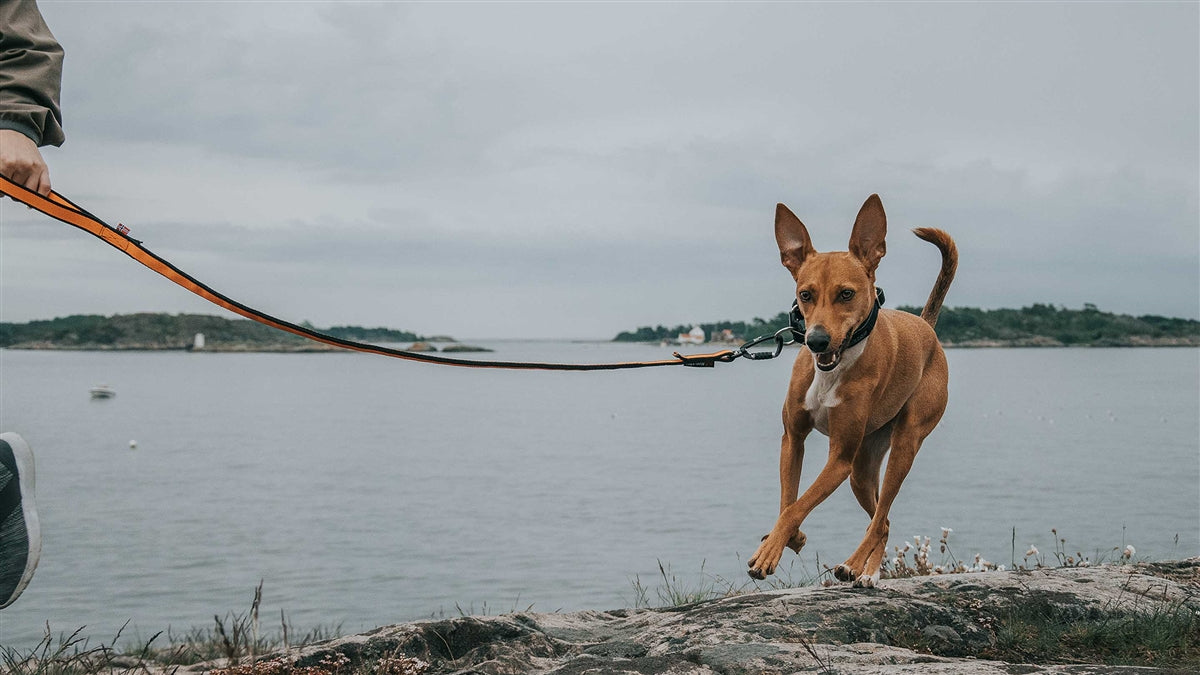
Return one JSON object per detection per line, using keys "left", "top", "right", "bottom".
{"left": 1123, "top": 545, "right": 1135, "bottom": 559}
{"left": 901, "top": 542, "right": 912, "bottom": 553}
{"left": 1025, "top": 545, "right": 1039, "bottom": 557}
{"left": 941, "top": 527, "right": 953, "bottom": 539}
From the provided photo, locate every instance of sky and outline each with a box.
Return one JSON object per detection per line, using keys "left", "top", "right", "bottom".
{"left": 1, "top": 1, "right": 1196, "bottom": 340}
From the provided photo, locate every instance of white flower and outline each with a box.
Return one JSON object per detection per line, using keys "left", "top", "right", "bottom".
{"left": 941, "top": 527, "right": 953, "bottom": 539}
{"left": 1123, "top": 545, "right": 1135, "bottom": 559}
{"left": 1025, "top": 545, "right": 1039, "bottom": 557}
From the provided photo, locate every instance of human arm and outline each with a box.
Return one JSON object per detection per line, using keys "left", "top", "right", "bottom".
{"left": 0, "top": 0, "right": 64, "bottom": 195}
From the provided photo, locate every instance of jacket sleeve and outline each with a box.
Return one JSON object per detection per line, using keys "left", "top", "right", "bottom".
{"left": 0, "top": 0, "right": 64, "bottom": 147}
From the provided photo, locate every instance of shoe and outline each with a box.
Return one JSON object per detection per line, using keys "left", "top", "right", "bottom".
{"left": 0, "top": 432, "right": 41, "bottom": 609}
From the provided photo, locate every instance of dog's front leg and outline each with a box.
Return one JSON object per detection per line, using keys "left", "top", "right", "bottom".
{"left": 775, "top": 418, "right": 811, "bottom": 554}
{"left": 749, "top": 423, "right": 863, "bottom": 580}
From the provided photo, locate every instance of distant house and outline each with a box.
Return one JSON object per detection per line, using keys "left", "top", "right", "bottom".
{"left": 677, "top": 326, "right": 706, "bottom": 345}
{"left": 193, "top": 333, "right": 205, "bottom": 350}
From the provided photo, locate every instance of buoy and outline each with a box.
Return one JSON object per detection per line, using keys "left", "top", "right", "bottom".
{"left": 129, "top": 440, "right": 138, "bottom": 449}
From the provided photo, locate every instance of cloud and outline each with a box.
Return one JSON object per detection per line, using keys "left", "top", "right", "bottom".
{"left": 3, "top": 2, "right": 1194, "bottom": 337}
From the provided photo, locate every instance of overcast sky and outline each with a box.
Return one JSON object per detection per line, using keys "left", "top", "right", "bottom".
{"left": 1, "top": 1, "right": 1196, "bottom": 339}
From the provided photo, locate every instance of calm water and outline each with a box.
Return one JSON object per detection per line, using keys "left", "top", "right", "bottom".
{"left": 0, "top": 344, "right": 1197, "bottom": 649}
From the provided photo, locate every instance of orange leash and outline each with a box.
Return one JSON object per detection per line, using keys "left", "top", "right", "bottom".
{"left": 0, "top": 176, "right": 745, "bottom": 370}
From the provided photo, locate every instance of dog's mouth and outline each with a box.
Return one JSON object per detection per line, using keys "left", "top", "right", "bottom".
{"left": 814, "top": 347, "right": 844, "bottom": 372}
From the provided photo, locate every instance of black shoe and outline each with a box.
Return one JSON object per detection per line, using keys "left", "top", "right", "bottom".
{"left": 0, "top": 432, "right": 41, "bottom": 609}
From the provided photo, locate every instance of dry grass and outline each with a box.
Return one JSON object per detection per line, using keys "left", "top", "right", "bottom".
{"left": 0, "top": 582, "right": 404, "bottom": 675}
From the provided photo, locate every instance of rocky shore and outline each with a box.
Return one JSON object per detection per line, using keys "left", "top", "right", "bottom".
{"left": 179, "top": 560, "right": 1198, "bottom": 674}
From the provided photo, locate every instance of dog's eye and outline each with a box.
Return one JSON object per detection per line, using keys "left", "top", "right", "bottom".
{"left": 799, "top": 290, "right": 813, "bottom": 303}
{"left": 839, "top": 289, "right": 855, "bottom": 301}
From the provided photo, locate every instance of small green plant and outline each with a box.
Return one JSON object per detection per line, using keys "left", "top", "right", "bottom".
{"left": 629, "top": 560, "right": 732, "bottom": 608}
{"left": 982, "top": 594, "right": 1199, "bottom": 667}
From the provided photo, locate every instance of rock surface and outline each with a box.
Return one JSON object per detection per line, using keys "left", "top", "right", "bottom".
{"left": 190, "top": 560, "right": 1199, "bottom": 674}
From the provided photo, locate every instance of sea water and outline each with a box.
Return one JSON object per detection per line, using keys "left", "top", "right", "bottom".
{"left": 0, "top": 344, "right": 1196, "bottom": 649}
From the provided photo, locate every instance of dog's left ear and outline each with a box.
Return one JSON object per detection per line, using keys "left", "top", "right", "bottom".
{"left": 849, "top": 194, "right": 887, "bottom": 278}
{"left": 775, "top": 203, "right": 816, "bottom": 276}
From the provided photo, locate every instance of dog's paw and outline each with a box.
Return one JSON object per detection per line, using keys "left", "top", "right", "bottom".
{"left": 852, "top": 572, "right": 880, "bottom": 589}
{"left": 833, "top": 564, "right": 858, "bottom": 583}
{"left": 748, "top": 536, "right": 786, "bottom": 580}
{"left": 761, "top": 529, "right": 807, "bottom": 553}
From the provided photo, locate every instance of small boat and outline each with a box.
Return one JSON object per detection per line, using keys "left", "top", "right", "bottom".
{"left": 89, "top": 385, "right": 116, "bottom": 399}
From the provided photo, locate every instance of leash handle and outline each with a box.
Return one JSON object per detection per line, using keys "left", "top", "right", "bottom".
{"left": 0, "top": 175, "right": 752, "bottom": 371}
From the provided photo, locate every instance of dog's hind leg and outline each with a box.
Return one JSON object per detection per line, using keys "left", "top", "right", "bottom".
{"left": 849, "top": 374, "right": 947, "bottom": 587}
{"left": 835, "top": 424, "right": 893, "bottom": 582}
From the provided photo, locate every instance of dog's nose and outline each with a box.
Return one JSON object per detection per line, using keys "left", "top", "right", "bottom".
{"left": 806, "top": 327, "right": 831, "bottom": 353}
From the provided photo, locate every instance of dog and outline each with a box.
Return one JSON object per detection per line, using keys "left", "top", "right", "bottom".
{"left": 747, "top": 194, "right": 958, "bottom": 587}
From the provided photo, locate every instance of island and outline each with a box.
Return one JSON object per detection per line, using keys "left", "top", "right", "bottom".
{"left": 614, "top": 303, "right": 1200, "bottom": 348}
{"left": 0, "top": 313, "right": 447, "bottom": 352}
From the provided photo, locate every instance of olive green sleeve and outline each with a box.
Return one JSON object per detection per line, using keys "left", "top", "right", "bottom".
{"left": 0, "top": 0, "right": 64, "bottom": 147}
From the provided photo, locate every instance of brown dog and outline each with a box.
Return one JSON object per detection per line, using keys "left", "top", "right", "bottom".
{"left": 747, "top": 194, "right": 958, "bottom": 586}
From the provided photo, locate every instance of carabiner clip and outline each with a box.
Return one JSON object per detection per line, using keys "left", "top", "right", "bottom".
{"left": 737, "top": 333, "right": 785, "bottom": 360}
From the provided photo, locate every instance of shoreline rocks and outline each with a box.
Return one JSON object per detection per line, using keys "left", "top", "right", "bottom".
{"left": 179, "top": 560, "right": 1198, "bottom": 674}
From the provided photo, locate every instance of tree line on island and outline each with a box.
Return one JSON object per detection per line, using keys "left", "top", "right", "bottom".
{"left": 0, "top": 313, "right": 430, "bottom": 351}
{"left": 2, "top": 304, "right": 1197, "bottom": 350}
{"left": 613, "top": 303, "right": 1200, "bottom": 348}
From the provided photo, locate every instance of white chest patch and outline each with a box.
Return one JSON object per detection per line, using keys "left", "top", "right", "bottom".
{"left": 804, "top": 340, "right": 867, "bottom": 434}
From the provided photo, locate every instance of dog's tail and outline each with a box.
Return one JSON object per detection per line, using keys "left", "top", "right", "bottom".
{"left": 912, "top": 228, "right": 958, "bottom": 328}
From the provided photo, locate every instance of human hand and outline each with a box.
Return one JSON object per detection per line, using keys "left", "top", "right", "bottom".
{"left": 0, "top": 129, "right": 52, "bottom": 195}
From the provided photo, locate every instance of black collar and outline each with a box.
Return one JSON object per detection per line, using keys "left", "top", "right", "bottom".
{"left": 789, "top": 287, "right": 885, "bottom": 349}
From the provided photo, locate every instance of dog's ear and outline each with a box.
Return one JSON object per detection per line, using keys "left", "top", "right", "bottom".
{"left": 775, "top": 203, "right": 816, "bottom": 276}
{"left": 849, "top": 194, "right": 887, "bottom": 278}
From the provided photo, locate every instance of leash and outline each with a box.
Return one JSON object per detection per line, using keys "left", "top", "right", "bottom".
{"left": 0, "top": 176, "right": 803, "bottom": 371}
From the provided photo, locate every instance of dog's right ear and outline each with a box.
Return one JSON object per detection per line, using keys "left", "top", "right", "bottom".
{"left": 775, "top": 203, "right": 816, "bottom": 275}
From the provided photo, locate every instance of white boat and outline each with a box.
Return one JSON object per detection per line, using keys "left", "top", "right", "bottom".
{"left": 89, "top": 385, "right": 116, "bottom": 399}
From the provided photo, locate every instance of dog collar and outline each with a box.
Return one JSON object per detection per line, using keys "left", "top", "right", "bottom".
{"left": 789, "top": 287, "right": 885, "bottom": 348}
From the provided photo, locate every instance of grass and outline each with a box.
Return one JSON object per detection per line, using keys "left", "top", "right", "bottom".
{"left": 981, "top": 586, "right": 1200, "bottom": 667}
{"left": 0, "top": 582, "right": 407, "bottom": 675}
{"left": 628, "top": 553, "right": 831, "bottom": 609}
{"left": 627, "top": 527, "right": 1156, "bottom": 609}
